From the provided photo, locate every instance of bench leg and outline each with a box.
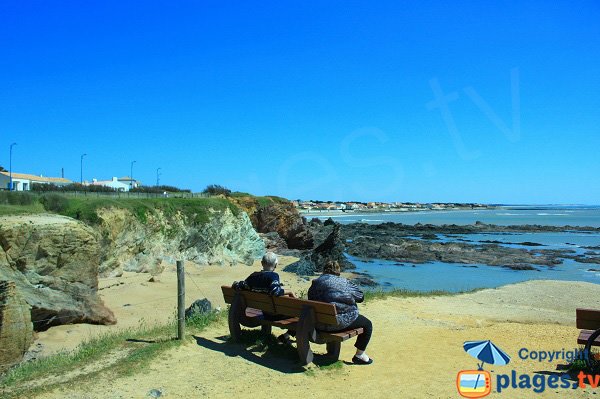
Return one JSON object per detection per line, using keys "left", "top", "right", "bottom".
{"left": 228, "top": 293, "right": 244, "bottom": 342}
{"left": 296, "top": 333, "right": 314, "bottom": 365}
{"left": 584, "top": 328, "right": 600, "bottom": 367}
{"left": 326, "top": 342, "right": 341, "bottom": 360}
{"left": 296, "top": 305, "right": 317, "bottom": 365}
{"left": 261, "top": 324, "right": 272, "bottom": 337}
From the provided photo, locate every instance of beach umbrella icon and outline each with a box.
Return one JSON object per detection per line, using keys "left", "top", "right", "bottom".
{"left": 463, "top": 340, "right": 511, "bottom": 370}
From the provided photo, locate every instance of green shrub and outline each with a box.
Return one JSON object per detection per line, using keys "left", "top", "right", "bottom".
{"left": 202, "top": 184, "right": 231, "bottom": 196}
{"left": 40, "top": 194, "right": 69, "bottom": 213}
{"left": 0, "top": 191, "right": 36, "bottom": 205}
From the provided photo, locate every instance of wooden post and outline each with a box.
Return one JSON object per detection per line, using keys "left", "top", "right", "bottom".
{"left": 177, "top": 260, "right": 185, "bottom": 340}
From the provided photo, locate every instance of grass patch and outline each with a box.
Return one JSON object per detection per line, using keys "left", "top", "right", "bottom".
{"left": 362, "top": 287, "right": 482, "bottom": 302}
{"left": 48, "top": 196, "right": 240, "bottom": 225}
{"left": 0, "top": 311, "right": 226, "bottom": 398}
{"left": 0, "top": 203, "right": 44, "bottom": 216}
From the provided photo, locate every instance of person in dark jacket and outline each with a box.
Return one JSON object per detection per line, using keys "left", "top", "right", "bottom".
{"left": 308, "top": 260, "right": 374, "bottom": 365}
{"left": 232, "top": 251, "right": 296, "bottom": 343}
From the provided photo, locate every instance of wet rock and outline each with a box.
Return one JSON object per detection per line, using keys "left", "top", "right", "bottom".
{"left": 323, "top": 217, "right": 336, "bottom": 226}
{"left": 350, "top": 276, "right": 378, "bottom": 287}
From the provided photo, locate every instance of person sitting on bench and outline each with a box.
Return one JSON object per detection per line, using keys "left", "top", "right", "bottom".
{"left": 307, "top": 260, "right": 374, "bottom": 365}
{"left": 232, "top": 251, "right": 296, "bottom": 344}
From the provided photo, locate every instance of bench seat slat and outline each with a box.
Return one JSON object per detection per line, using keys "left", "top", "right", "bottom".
{"left": 577, "top": 329, "right": 600, "bottom": 346}
{"left": 319, "top": 328, "right": 364, "bottom": 342}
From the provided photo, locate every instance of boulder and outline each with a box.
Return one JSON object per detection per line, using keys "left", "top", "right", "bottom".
{"left": 255, "top": 203, "right": 314, "bottom": 249}
{"left": 0, "top": 215, "right": 116, "bottom": 331}
{"left": 185, "top": 298, "right": 213, "bottom": 319}
{"left": 0, "top": 280, "right": 34, "bottom": 373}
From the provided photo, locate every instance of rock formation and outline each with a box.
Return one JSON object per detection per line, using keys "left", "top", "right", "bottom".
{"left": 0, "top": 280, "right": 33, "bottom": 373}
{"left": 285, "top": 224, "right": 354, "bottom": 275}
{"left": 254, "top": 203, "right": 314, "bottom": 249}
{"left": 97, "top": 207, "right": 265, "bottom": 276}
{"left": 0, "top": 215, "right": 116, "bottom": 331}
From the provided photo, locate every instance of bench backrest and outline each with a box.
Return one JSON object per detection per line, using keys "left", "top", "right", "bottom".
{"left": 576, "top": 308, "right": 600, "bottom": 330}
{"left": 221, "top": 286, "right": 338, "bottom": 325}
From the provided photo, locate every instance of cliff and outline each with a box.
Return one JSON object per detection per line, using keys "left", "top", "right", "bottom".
{"left": 97, "top": 206, "right": 265, "bottom": 277}
{"left": 0, "top": 215, "right": 116, "bottom": 331}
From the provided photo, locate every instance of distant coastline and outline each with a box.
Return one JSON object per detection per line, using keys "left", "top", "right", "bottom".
{"left": 299, "top": 205, "right": 497, "bottom": 218}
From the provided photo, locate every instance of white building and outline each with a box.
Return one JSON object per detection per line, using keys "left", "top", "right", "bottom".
{"left": 89, "top": 177, "right": 131, "bottom": 192}
{"left": 117, "top": 176, "right": 140, "bottom": 189}
{"left": 0, "top": 171, "right": 72, "bottom": 191}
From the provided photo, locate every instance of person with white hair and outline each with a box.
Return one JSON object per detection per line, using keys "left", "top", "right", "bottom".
{"left": 232, "top": 251, "right": 296, "bottom": 343}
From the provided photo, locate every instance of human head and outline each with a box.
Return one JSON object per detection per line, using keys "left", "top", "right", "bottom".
{"left": 261, "top": 252, "right": 278, "bottom": 271}
{"left": 323, "top": 260, "right": 341, "bottom": 276}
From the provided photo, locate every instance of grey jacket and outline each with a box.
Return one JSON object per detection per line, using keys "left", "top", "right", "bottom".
{"left": 307, "top": 274, "right": 364, "bottom": 331}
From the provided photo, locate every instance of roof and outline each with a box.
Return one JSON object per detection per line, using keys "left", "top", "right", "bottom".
{"left": 0, "top": 171, "right": 72, "bottom": 184}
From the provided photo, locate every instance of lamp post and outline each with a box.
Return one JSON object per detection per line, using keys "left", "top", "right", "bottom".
{"left": 80, "top": 153, "right": 87, "bottom": 184}
{"left": 9, "top": 143, "right": 17, "bottom": 191}
{"left": 156, "top": 167, "right": 161, "bottom": 187}
{"left": 130, "top": 160, "right": 136, "bottom": 190}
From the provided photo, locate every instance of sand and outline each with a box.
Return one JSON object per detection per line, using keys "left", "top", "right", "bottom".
{"left": 28, "top": 260, "right": 600, "bottom": 399}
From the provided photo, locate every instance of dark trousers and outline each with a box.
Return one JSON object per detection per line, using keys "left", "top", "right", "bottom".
{"left": 334, "top": 314, "right": 373, "bottom": 351}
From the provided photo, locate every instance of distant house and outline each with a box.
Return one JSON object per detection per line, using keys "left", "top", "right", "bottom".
{"left": 117, "top": 176, "right": 140, "bottom": 189}
{"left": 89, "top": 177, "right": 131, "bottom": 192}
{"left": 0, "top": 171, "right": 72, "bottom": 191}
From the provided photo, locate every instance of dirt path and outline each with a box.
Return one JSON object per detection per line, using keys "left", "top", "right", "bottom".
{"left": 29, "top": 262, "right": 599, "bottom": 399}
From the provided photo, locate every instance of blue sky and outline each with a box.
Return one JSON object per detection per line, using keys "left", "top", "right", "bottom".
{"left": 1, "top": 1, "right": 599, "bottom": 204}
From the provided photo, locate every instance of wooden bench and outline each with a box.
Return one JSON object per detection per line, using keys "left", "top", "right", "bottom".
{"left": 576, "top": 308, "right": 600, "bottom": 364}
{"left": 221, "top": 286, "right": 363, "bottom": 365}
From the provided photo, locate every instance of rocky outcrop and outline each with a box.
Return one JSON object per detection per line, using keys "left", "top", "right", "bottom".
{"left": 285, "top": 224, "right": 354, "bottom": 275}
{"left": 254, "top": 203, "right": 313, "bottom": 249}
{"left": 97, "top": 207, "right": 265, "bottom": 276}
{"left": 0, "top": 215, "right": 116, "bottom": 331}
{"left": 259, "top": 232, "right": 288, "bottom": 252}
{"left": 0, "top": 280, "right": 33, "bottom": 373}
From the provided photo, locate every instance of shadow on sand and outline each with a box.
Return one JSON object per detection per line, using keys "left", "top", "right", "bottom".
{"left": 193, "top": 334, "right": 341, "bottom": 374}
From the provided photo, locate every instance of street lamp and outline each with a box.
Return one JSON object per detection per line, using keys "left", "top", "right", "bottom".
{"left": 80, "top": 153, "right": 87, "bottom": 184}
{"left": 156, "top": 167, "right": 161, "bottom": 187}
{"left": 130, "top": 160, "right": 137, "bottom": 189}
{"left": 9, "top": 143, "right": 17, "bottom": 191}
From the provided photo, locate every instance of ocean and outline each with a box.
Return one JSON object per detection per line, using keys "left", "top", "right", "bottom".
{"left": 312, "top": 206, "right": 600, "bottom": 291}
{"left": 308, "top": 205, "right": 600, "bottom": 227}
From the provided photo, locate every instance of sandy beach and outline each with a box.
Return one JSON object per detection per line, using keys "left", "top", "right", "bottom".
{"left": 24, "top": 257, "right": 599, "bottom": 399}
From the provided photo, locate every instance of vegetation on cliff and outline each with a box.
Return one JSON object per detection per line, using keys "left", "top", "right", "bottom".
{"left": 0, "top": 191, "right": 290, "bottom": 226}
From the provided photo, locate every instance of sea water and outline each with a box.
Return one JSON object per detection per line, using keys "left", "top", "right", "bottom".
{"left": 312, "top": 205, "right": 600, "bottom": 227}
{"left": 327, "top": 206, "right": 600, "bottom": 291}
